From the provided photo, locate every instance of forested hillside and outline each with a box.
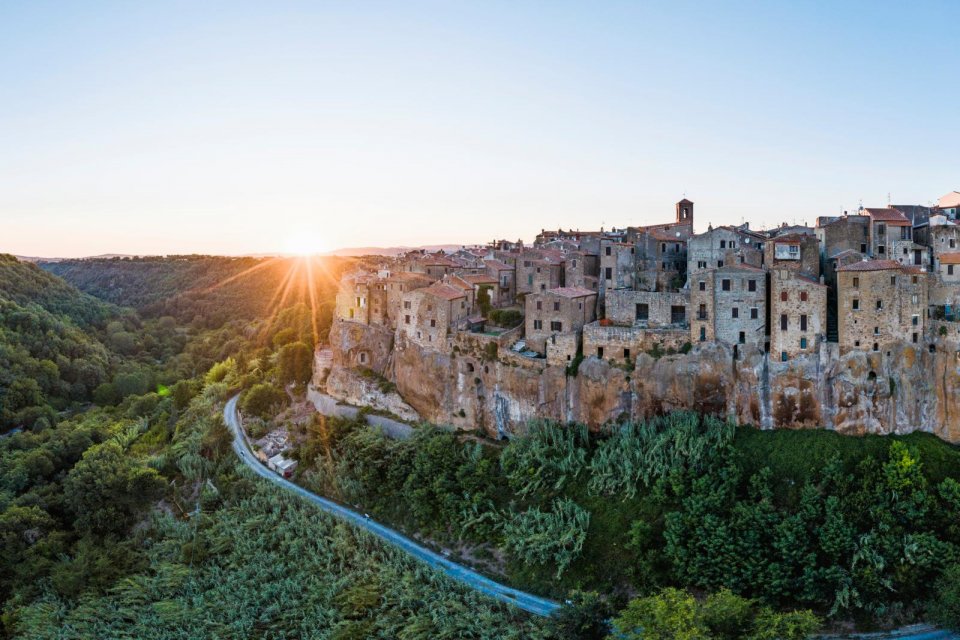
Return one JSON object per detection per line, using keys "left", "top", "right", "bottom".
{"left": 1, "top": 254, "right": 553, "bottom": 638}
{"left": 41, "top": 255, "right": 349, "bottom": 328}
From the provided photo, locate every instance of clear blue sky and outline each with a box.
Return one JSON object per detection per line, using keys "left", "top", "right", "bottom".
{"left": 2, "top": 1, "right": 957, "bottom": 257}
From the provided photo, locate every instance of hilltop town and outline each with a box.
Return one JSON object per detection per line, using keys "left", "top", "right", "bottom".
{"left": 326, "top": 191, "right": 960, "bottom": 443}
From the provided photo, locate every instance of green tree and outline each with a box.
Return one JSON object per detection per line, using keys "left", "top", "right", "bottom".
{"left": 241, "top": 383, "right": 287, "bottom": 419}
{"left": 277, "top": 341, "right": 313, "bottom": 386}
{"left": 63, "top": 441, "right": 165, "bottom": 536}
{"left": 609, "top": 588, "right": 707, "bottom": 640}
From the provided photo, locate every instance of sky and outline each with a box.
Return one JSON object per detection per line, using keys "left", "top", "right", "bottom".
{"left": 2, "top": 1, "right": 958, "bottom": 258}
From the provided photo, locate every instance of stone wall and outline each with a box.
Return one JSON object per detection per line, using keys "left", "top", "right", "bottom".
{"left": 328, "top": 319, "right": 394, "bottom": 374}
{"left": 583, "top": 322, "right": 688, "bottom": 364}
{"left": 605, "top": 289, "right": 689, "bottom": 327}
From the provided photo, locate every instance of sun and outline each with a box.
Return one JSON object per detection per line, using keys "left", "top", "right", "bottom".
{"left": 282, "top": 234, "right": 326, "bottom": 257}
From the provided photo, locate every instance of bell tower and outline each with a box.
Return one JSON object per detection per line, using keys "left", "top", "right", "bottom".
{"left": 676, "top": 198, "right": 694, "bottom": 225}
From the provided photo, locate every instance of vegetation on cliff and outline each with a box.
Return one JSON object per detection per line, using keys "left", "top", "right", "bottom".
{"left": 289, "top": 408, "right": 960, "bottom": 632}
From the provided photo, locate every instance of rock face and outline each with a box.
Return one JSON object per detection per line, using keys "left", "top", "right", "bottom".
{"left": 326, "top": 320, "right": 960, "bottom": 443}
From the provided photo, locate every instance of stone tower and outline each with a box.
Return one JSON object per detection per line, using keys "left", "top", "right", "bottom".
{"left": 676, "top": 198, "right": 694, "bottom": 225}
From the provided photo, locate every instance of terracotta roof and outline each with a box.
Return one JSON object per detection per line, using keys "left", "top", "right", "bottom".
{"left": 421, "top": 283, "right": 467, "bottom": 301}
{"left": 837, "top": 259, "right": 907, "bottom": 272}
{"left": 939, "top": 252, "right": 960, "bottom": 265}
{"left": 548, "top": 286, "right": 596, "bottom": 298}
{"left": 386, "top": 271, "right": 434, "bottom": 283}
{"left": 484, "top": 258, "right": 513, "bottom": 271}
{"left": 938, "top": 191, "right": 960, "bottom": 209}
{"left": 792, "top": 273, "right": 827, "bottom": 287}
{"left": 864, "top": 208, "right": 911, "bottom": 225}
{"left": 462, "top": 273, "right": 497, "bottom": 285}
{"left": 444, "top": 275, "right": 474, "bottom": 291}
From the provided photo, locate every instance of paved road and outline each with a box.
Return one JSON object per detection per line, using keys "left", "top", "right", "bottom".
{"left": 223, "top": 395, "right": 560, "bottom": 617}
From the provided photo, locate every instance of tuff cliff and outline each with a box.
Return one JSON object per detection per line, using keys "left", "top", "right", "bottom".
{"left": 324, "top": 319, "right": 960, "bottom": 444}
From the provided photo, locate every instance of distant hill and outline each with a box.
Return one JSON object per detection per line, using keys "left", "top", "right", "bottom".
{"left": 40, "top": 254, "right": 351, "bottom": 327}
{"left": 322, "top": 244, "right": 467, "bottom": 257}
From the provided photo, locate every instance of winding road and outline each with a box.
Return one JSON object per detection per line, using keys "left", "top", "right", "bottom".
{"left": 223, "top": 395, "right": 561, "bottom": 617}
{"left": 224, "top": 394, "right": 958, "bottom": 637}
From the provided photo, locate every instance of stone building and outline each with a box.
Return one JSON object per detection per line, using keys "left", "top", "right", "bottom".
{"left": 583, "top": 322, "right": 689, "bottom": 365}
{"left": 335, "top": 274, "right": 385, "bottom": 325}
{"left": 687, "top": 225, "right": 764, "bottom": 275}
{"left": 763, "top": 233, "right": 820, "bottom": 278}
{"left": 768, "top": 269, "right": 827, "bottom": 360}
{"left": 399, "top": 282, "right": 471, "bottom": 349}
{"left": 524, "top": 287, "right": 597, "bottom": 354}
{"left": 816, "top": 214, "right": 870, "bottom": 259}
{"left": 690, "top": 265, "right": 766, "bottom": 348}
{"left": 864, "top": 208, "right": 913, "bottom": 260}
{"left": 599, "top": 241, "right": 636, "bottom": 292}
{"left": 564, "top": 251, "right": 600, "bottom": 292}
{"left": 604, "top": 289, "right": 689, "bottom": 328}
{"left": 483, "top": 258, "right": 516, "bottom": 306}
{"left": 384, "top": 271, "right": 434, "bottom": 329}
{"left": 836, "top": 260, "right": 927, "bottom": 353}
{"left": 408, "top": 253, "right": 459, "bottom": 279}
{"left": 517, "top": 250, "right": 565, "bottom": 296}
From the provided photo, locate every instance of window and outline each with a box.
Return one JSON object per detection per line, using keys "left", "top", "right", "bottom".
{"left": 748, "top": 279, "right": 757, "bottom": 292}
{"left": 878, "top": 245, "right": 885, "bottom": 255}
{"left": 661, "top": 243, "right": 666, "bottom": 252}
{"left": 781, "top": 291, "right": 788, "bottom": 302}
{"left": 855, "top": 340, "right": 860, "bottom": 347}
{"left": 874, "top": 326, "right": 880, "bottom": 335}
{"left": 699, "top": 327, "right": 706, "bottom": 342}
{"left": 698, "top": 303, "right": 707, "bottom": 320}
{"left": 739, "top": 331, "right": 745, "bottom": 344}
{"left": 913, "top": 332, "right": 919, "bottom": 343}
{"left": 430, "top": 319, "right": 436, "bottom": 328}
{"left": 852, "top": 298, "right": 859, "bottom": 310}
{"left": 780, "top": 314, "right": 788, "bottom": 331}
{"left": 698, "top": 261, "right": 707, "bottom": 269}
{"left": 720, "top": 240, "right": 727, "bottom": 249}
{"left": 800, "top": 291, "right": 808, "bottom": 302}
{"left": 781, "top": 351, "right": 788, "bottom": 362}
{"left": 912, "top": 294, "right": 919, "bottom": 305}
{"left": 699, "top": 281, "right": 706, "bottom": 291}
{"left": 800, "top": 337, "right": 807, "bottom": 349}
{"left": 553, "top": 301, "right": 560, "bottom": 311}
{"left": 722, "top": 279, "right": 731, "bottom": 291}
{"left": 624, "top": 348, "right": 631, "bottom": 360}
{"left": 536, "top": 300, "right": 542, "bottom": 310}
{"left": 572, "top": 259, "right": 577, "bottom": 268}
{"left": 952, "top": 239, "right": 957, "bottom": 249}
{"left": 876, "top": 300, "right": 883, "bottom": 310}
{"left": 950, "top": 265, "right": 955, "bottom": 276}
{"left": 890, "top": 275, "right": 896, "bottom": 285}
{"left": 405, "top": 315, "right": 411, "bottom": 325}
{"left": 732, "top": 307, "right": 739, "bottom": 319}
{"left": 878, "top": 223, "right": 886, "bottom": 236}
{"left": 636, "top": 303, "right": 649, "bottom": 321}
{"left": 717, "top": 260, "right": 724, "bottom": 268}
{"left": 604, "top": 267, "right": 612, "bottom": 280}
{"left": 671, "top": 305, "right": 686, "bottom": 324}
{"left": 860, "top": 243, "right": 867, "bottom": 253}
{"left": 605, "top": 246, "right": 611, "bottom": 256}
{"left": 750, "top": 308, "right": 758, "bottom": 320}
{"left": 912, "top": 275, "right": 918, "bottom": 284}
{"left": 912, "top": 314, "right": 919, "bottom": 326}
{"left": 348, "top": 308, "right": 354, "bottom": 318}
{"left": 597, "top": 346, "right": 604, "bottom": 358}
{"left": 853, "top": 277, "right": 859, "bottom": 288}
{"left": 528, "top": 274, "right": 533, "bottom": 285}
{"left": 873, "top": 342, "right": 879, "bottom": 352}
{"left": 533, "top": 320, "right": 542, "bottom": 330}
{"left": 550, "top": 321, "right": 562, "bottom": 332}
